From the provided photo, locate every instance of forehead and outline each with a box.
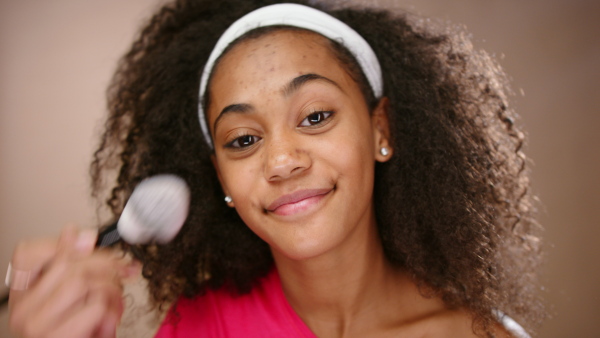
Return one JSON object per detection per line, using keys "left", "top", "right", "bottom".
{"left": 213, "top": 29, "right": 339, "bottom": 77}
{"left": 207, "top": 29, "right": 354, "bottom": 110}
{"left": 219, "top": 28, "right": 335, "bottom": 63}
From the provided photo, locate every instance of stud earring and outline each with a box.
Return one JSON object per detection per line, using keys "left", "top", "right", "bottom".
{"left": 380, "top": 147, "right": 389, "bottom": 156}
{"left": 224, "top": 196, "right": 233, "bottom": 203}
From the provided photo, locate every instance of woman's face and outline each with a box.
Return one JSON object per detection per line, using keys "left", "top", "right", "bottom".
{"left": 207, "top": 30, "right": 391, "bottom": 261}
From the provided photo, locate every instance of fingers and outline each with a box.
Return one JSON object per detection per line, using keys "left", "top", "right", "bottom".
{"left": 46, "top": 289, "right": 122, "bottom": 338}
{"left": 8, "top": 225, "right": 134, "bottom": 338}
{"left": 56, "top": 224, "right": 98, "bottom": 257}
{"left": 25, "top": 227, "right": 101, "bottom": 305}
{"left": 15, "top": 275, "right": 124, "bottom": 338}
{"left": 9, "top": 237, "right": 59, "bottom": 308}
{"left": 8, "top": 225, "right": 97, "bottom": 306}
{"left": 18, "top": 253, "right": 127, "bottom": 334}
{"left": 10, "top": 238, "right": 57, "bottom": 272}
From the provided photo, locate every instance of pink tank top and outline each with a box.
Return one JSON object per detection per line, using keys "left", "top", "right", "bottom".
{"left": 154, "top": 268, "right": 317, "bottom": 337}
{"left": 155, "top": 269, "right": 530, "bottom": 337}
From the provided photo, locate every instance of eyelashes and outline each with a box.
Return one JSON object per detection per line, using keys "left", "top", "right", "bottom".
{"left": 298, "top": 110, "right": 334, "bottom": 127}
{"left": 223, "top": 109, "right": 336, "bottom": 150}
{"left": 225, "top": 133, "right": 261, "bottom": 149}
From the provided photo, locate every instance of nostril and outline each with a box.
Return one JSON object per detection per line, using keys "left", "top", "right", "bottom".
{"left": 264, "top": 144, "right": 311, "bottom": 181}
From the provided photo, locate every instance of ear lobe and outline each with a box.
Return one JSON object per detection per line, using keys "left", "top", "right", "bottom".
{"left": 371, "top": 97, "right": 393, "bottom": 162}
{"left": 211, "top": 154, "right": 235, "bottom": 207}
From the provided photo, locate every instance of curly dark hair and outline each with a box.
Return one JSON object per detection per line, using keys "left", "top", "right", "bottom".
{"left": 90, "top": 0, "right": 544, "bottom": 335}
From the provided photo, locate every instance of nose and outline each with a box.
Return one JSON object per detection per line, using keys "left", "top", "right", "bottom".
{"left": 264, "top": 133, "right": 311, "bottom": 181}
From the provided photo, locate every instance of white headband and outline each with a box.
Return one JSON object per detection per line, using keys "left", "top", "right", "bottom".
{"left": 198, "top": 3, "right": 383, "bottom": 148}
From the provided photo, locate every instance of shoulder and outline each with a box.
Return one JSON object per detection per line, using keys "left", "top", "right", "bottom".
{"left": 154, "top": 268, "right": 316, "bottom": 338}
{"left": 435, "top": 310, "right": 529, "bottom": 338}
{"left": 392, "top": 308, "right": 526, "bottom": 338}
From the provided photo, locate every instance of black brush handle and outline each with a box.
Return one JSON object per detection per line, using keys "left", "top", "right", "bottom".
{"left": 0, "top": 292, "right": 7, "bottom": 308}
{"left": 95, "top": 222, "right": 120, "bottom": 247}
{"left": 96, "top": 222, "right": 145, "bottom": 262}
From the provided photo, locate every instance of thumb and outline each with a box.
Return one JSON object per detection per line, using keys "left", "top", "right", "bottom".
{"left": 56, "top": 224, "right": 98, "bottom": 257}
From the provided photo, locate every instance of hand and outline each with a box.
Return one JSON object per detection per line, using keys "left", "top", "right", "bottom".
{"left": 8, "top": 225, "right": 140, "bottom": 338}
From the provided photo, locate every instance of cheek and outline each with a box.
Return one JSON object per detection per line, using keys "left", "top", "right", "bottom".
{"left": 328, "top": 117, "right": 375, "bottom": 171}
{"left": 220, "top": 161, "right": 272, "bottom": 239}
{"left": 303, "top": 121, "right": 375, "bottom": 207}
{"left": 220, "top": 160, "right": 261, "bottom": 203}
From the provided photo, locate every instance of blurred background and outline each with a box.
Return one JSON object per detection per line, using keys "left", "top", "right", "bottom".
{"left": 0, "top": 0, "right": 598, "bottom": 336}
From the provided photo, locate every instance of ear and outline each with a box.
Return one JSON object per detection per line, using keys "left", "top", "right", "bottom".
{"left": 371, "top": 97, "right": 393, "bottom": 162}
{"left": 211, "top": 154, "right": 235, "bottom": 207}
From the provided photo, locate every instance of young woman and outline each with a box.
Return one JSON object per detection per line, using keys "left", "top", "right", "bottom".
{"left": 7, "top": 0, "right": 544, "bottom": 337}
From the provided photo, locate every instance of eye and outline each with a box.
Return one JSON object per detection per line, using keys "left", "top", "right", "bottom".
{"left": 299, "top": 111, "right": 334, "bottom": 127}
{"left": 225, "top": 134, "right": 261, "bottom": 149}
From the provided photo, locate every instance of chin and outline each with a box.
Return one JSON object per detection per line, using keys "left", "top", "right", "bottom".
{"left": 271, "top": 233, "right": 339, "bottom": 262}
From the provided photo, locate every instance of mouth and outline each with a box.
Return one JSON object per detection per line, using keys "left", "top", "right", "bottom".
{"left": 266, "top": 187, "right": 334, "bottom": 216}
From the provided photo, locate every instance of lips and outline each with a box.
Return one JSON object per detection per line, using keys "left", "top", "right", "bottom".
{"left": 266, "top": 188, "right": 333, "bottom": 216}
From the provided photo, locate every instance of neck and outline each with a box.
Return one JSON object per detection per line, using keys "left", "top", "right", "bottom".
{"left": 272, "top": 213, "right": 406, "bottom": 336}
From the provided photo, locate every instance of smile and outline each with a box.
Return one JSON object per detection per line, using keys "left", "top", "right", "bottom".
{"left": 266, "top": 188, "right": 333, "bottom": 216}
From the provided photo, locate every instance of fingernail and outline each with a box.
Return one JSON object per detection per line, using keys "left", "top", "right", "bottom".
{"left": 75, "top": 229, "right": 98, "bottom": 252}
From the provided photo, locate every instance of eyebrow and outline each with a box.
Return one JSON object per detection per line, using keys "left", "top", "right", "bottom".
{"left": 213, "top": 103, "right": 254, "bottom": 134}
{"left": 282, "top": 73, "right": 342, "bottom": 97}
{"left": 212, "top": 73, "right": 342, "bottom": 133}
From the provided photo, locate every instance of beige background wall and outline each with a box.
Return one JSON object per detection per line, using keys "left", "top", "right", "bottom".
{"left": 1, "top": 0, "right": 598, "bottom": 337}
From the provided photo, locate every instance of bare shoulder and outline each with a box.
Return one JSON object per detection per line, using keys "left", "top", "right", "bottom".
{"left": 371, "top": 272, "right": 521, "bottom": 338}
{"left": 390, "top": 308, "right": 516, "bottom": 338}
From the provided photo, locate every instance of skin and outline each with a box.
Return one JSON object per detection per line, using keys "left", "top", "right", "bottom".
{"left": 208, "top": 30, "right": 391, "bottom": 262}
{"left": 207, "top": 30, "right": 506, "bottom": 337}
{"left": 9, "top": 226, "right": 139, "bottom": 338}
{"left": 7, "top": 29, "right": 513, "bottom": 338}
